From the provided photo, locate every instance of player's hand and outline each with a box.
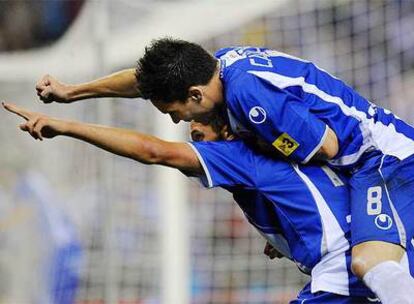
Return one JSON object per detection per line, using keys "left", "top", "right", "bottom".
{"left": 36, "top": 74, "right": 73, "bottom": 104}
{"left": 263, "top": 241, "right": 284, "bottom": 259}
{"left": 2, "top": 102, "right": 63, "bottom": 140}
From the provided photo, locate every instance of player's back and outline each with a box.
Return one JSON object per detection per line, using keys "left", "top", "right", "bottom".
{"left": 189, "top": 139, "right": 372, "bottom": 296}
{"left": 216, "top": 47, "right": 414, "bottom": 168}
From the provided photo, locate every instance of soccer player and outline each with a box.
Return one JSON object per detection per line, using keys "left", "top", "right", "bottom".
{"left": 35, "top": 38, "right": 414, "bottom": 302}
{"left": 4, "top": 101, "right": 413, "bottom": 303}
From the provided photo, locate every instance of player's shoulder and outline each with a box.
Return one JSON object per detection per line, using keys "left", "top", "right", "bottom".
{"left": 192, "top": 139, "right": 253, "bottom": 157}
{"left": 215, "top": 46, "right": 284, "bottom": 102}
{"left": 215, "top": 46, "right": 275, "bottom": 76}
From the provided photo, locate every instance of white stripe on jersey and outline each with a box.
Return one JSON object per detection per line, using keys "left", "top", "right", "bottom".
{"left": 263, "top": 50, "right": 341, "bottom": 80}
{"left": 187, "top": 143, "right": 213, "bottom": 188}
{"left": 368, "top": 118, "right": 414, "bottom": 162}
{"left": 248, "top": 70, "right": 414, "bottom": 164}
{"left": 303, "top": 125, "right": 328, "bottom": 164}
{"left": 292, "top": 164, "right": 350, "bottom": 296}
{"left": 222, "top": 47, "right": 337, "bottom": 79}
{"left": 320, "top": 165, "right": 345, "bottom": 187}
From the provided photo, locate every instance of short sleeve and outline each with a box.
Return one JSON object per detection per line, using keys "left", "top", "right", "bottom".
{"left": 187, "top": 140, "right": 256, "bottom": 189}
{"left": 228, "top": 71, "right": 328, "bottom": 163}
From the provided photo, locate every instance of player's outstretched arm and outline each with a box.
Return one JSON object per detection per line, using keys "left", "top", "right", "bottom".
{"left": 3, "top": 102, "right": 201, "bottom": 174}
{"left": 36, "top": 69, "right": 141, "bottom": 104}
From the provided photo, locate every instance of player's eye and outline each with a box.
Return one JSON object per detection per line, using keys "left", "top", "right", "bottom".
{"left": 191, "top": 130, "right": 205, "bottom": 142}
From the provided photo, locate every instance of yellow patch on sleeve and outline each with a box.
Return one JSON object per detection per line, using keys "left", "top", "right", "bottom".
{"left": 272, "top": 133, "right": 300, "bottom": 156}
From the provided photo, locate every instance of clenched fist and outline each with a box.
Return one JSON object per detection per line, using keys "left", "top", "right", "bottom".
{"left": 36, "top": 74, "right": 73, "bottom": 104}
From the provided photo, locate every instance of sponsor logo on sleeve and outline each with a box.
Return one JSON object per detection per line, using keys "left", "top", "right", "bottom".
{"left": 272, "top": 133, "right": 299, "bottom": 156}
{"left": 248, "top": 106, "right": 267, "bottom": 124}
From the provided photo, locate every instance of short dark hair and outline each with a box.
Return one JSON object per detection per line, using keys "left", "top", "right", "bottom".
{"left": 136, "top": 37, "right": 218, "bottom": 103}
{"left": 209, "top": 105, "right": 232, "bottom": 138}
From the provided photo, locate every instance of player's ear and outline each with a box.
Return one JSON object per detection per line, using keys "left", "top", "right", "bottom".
{"left": 188, "top": 87, "right": 203, "bottom": 103}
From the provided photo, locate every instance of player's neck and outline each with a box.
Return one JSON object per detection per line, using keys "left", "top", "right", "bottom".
{"left": 206, "top": 66, "right": 225, "bottom": 107}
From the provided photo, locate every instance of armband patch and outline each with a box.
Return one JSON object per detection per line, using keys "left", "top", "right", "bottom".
{"left": 272, "top": 133, "right": 299, "bottom": 156}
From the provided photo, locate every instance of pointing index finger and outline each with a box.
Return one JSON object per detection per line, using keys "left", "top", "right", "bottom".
{"left": 2, "top": 102, "right": 31, "bottom": 121}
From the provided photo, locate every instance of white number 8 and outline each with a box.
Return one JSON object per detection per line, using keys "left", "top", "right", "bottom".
{"left": 367, "top": 186, "right": 382, "bottom": 215}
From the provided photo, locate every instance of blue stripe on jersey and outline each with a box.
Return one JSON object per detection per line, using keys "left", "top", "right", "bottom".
{"left": 189, "top": 139, "right": 373, "bottom": 296}
{"left": 375, "top": 106, "right": 414, "bottom": 142}
{"left": 216, "top": 47, "right": 414, "bottom": 167}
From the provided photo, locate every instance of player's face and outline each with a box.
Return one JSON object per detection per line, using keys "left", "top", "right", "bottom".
{"left": 151, "top": 99, "right": 214, "bottom": 124}
{"left": 190, "top": 121, "right": 221, "bottom": 142}
{"left": 151, "top": 75, "right": 223, "bottom": 124}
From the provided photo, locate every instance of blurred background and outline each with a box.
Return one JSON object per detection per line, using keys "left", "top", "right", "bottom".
{"left": 0, "top": 0, "right": 414, "bottom": 303}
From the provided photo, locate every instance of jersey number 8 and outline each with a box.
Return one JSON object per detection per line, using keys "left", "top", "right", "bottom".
{"left": 367, "top": 186, "right": 382, "bottom": 215}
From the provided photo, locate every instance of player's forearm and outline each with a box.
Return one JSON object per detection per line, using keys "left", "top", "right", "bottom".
{"left": 61, "top": 121, "right": 202, "bottom": 173}
{"left": 4, "top": 102, "right": 199, "bottom": 170}
{"left": 62, "top": 121, "right": 166, "bottom": 164}
{"left": 67, "top": 69, "right": 141, "bottom": 101}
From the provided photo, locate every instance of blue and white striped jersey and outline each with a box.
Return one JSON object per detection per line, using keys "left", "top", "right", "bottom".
{"left": 215, "top": 47, "right": 414, "bottom": 167}
{"left": 188, "top": 139, "right": 373, "bottom": 297}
